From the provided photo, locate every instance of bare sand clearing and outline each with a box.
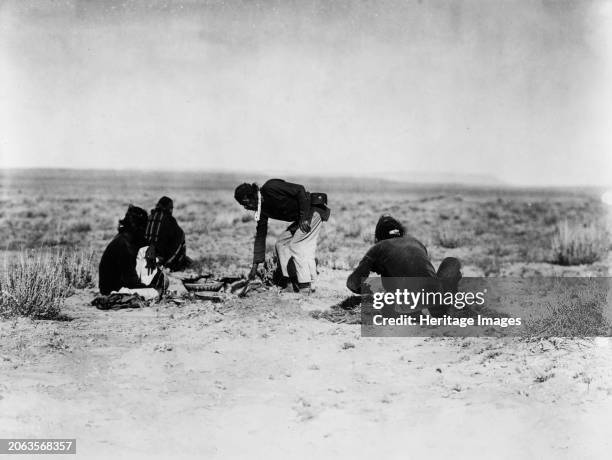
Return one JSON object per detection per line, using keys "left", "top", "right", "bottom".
{"left": 1, "top": 269, "right": 612, "bottom": 459}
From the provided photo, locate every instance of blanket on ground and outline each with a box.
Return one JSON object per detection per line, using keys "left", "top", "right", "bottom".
{"left": 92, "top": 293, "right": 148, "bottom": 310}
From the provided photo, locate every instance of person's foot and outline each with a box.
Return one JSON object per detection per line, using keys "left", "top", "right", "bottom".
{"left": 280, "top": 281, "right": 314, "bottom": 294}
{"left": 271, "top": 265, "right": 289, "bottom": 288}
{"left": 437, "top": 257, "right": 462, "bottom": 292}
{"left": 297, "top": 282, "right": 315, "bottom": 294}
{"left": 275, "top": 276, "right": 290, "bottom": 289}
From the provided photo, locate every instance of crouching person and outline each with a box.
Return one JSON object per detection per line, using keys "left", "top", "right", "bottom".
{"left": 99, "top": 205, "right": 151, "bottom": 295}
{"left": 144, "top": 196, "right": 191, "bottom": 272}
{"left": 346, "top": 215, "right": 462, "bottom": 317}
{"left": 235, "top": 179, "right": 330, "bottom": 293}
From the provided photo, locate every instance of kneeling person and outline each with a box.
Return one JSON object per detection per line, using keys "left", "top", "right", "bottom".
{"left": 144, "top": 196, "right": 190, "bottom": 272}
{"left": 346, "top": 215, "right": 461, "bottom": 316}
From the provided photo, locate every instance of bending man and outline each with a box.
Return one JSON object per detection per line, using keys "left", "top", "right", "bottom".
{"left": 235, "top": 179, "right": 330, "bottom": 293}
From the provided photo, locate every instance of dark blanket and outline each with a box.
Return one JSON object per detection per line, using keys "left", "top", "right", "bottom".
{"left": 92, "top": 293, "right": 147, "bottom": 310}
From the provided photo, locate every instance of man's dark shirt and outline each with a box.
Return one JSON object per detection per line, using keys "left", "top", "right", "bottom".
{"left": 98, "top": 232, "right": 145, "bottom": 295}
{"left": 346, "top": 235, "right": 437, "bottom": 293}
{"left": 253, "top": 179, "right": 310, "bottom": 264}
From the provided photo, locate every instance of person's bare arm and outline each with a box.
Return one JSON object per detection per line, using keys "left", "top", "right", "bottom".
{"left": 251, "top": 215, "right": 268, "bottom": 275}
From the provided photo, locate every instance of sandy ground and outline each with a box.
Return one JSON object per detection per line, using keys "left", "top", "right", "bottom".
{"left": 2, "top": 269, "right": 612, "bottom": 460}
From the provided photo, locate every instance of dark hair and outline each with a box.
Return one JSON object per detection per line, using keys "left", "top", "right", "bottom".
{"left": 374, "top": 214, "right": 406, "bottom": 242}
{"left": 118, "top": 205, "right": 148, "bottom": 233}
{"left": 234, "top": 183, "right": 258, "bottom": 203}
{"left": 156, "top": 196, "right": 173, "bottom": 211}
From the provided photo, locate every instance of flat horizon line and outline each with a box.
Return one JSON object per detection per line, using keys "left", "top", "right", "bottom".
{"left": 0, "top": 166, "right": 608, "bottom": 190}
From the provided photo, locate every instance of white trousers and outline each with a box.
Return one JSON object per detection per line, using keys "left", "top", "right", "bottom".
{"left": 275, "top": 211, "right": 323, "bottom": 284}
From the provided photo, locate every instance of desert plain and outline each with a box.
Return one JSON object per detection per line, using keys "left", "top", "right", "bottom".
{"left": 1, "top": 169, "right": 611, "bottom": 459}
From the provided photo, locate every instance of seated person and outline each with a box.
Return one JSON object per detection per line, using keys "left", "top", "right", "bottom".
{"left": 346, "top": 215, "right": 462, "bottom": 315}
{"left": 144, "top": 196, "right": 190, "bottom": 272}
{"left": 98, "top": 205, "right": 150, "bottom": 295}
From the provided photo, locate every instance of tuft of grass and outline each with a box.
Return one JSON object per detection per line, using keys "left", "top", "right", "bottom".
{"left": 61, "top": 247, "right": 96, "bottom": 290}
{"left": 0, "top": 250, "right": 68, "bottom": 319}
{"left": 343, "top": 221, "right": 362, "bottom": 239}
{"left": 550, "top": 221, "right": 609, "bottom": 266}
{"left": 435, "top": 224, "right": 463, "bottom": 249}
{"left": 190, "top": 253, "right": 241, "bottom": 274}
{"left": 209, "top": 212, "right": 241, "bottom": 231}
{"left": 68, "top": 222, "right": 92, "bottom": 233}
{"left": 534, "top": 373, "right": 555, "bottom": 383}
{"left": 362, "top": 231, "right": 374, "bottom": 244}
{"left": 524, "top": 285, "right": 610, "bottom": 337}
{"left": 346, "top": 253, "right": 363, "bottom": 269}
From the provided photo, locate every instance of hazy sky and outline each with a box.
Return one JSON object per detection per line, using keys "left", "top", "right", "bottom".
{"left": 1, "top": 0, "right": 611, "bottom": 185}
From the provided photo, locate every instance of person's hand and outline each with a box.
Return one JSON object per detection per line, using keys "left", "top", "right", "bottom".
{"left": 299, "top": 219, "right": 311, "bottom": 233}
{"left": 145, "top": 246, "right": 157, "bottom": 275}
{"left": 145, "top": 259, "right": 157, "bottom": 276}
{"left": 248, "top": 263, "right": 258, "bottom": 280}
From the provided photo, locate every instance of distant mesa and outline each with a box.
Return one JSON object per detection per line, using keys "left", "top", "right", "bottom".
{"left": 375, "top": 171, "right": 503, "bottom": 186}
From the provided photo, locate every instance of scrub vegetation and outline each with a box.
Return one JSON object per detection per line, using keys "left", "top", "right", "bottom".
{"left": 0, "top": 169, "right": 609, "bottom": 319}
{"left": 550, "top": 220, "right": 609, "bottom": 266}
{"left": 1, "top": 170, "right": 608, "bottom": 276}
{"left": 0, "top": 250, "right": 67, "bottom": 319}
{"left": 0, "top": 247, "right": 96, "bottom": 319}
{"left": 1, "top": 170, "right": 611, "bottom": 458}
{"left": 523, "top": 279, "right": 611, "bottom": 337}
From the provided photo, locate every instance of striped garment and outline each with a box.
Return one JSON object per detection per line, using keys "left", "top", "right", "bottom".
{"left": 145, "top": 209, "right": 165, "bottom": 245}
{"left": 145, "top": 208, "right": 187, "bottom": 270}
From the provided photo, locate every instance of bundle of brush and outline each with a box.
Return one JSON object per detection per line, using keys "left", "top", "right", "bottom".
{"left": 311, "top": 296, "right": 362, "bottom": 324}
{"left": 260, "top": 255, "right": 280, "bottom": 286}
{"left": 235, "top": 256, "right": 279, "bottom": 298}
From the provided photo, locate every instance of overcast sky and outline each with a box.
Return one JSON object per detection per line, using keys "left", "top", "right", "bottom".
{"left": 1, "top": 0, "right": 611, "bottom": 186}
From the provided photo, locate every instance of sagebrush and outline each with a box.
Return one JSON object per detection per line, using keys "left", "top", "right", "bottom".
{"left": 524, "top": 283, "right": 610, "bottom": 337}
{"left": 0, "top": 250, "right": 68, "bottom": 319}
{"left": 550, "top": 221, "right": 609, "bottom": 266}
{"left": 61, "top": 247, "right": 96, "bottom": 290}
{"left": 0, "top": 247, "right": 97, "bottom": 319}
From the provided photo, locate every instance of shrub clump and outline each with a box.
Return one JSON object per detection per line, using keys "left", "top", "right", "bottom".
{"left": 0, "top": 247, "right": 96, "bottom": 319}
{"left": 68, "top": 222, "right": 92, "bottom": 233}
{"left": 0, "top": 250, "right": 68, "bottom": 319}
{"left": 550, "top": 221, "right": 609, "bottom": 265}
{"left": 524, "top": 285, "right": 610, "bottom": 337}
{"left": 61, "top": 247, "right": 96, "bottom": 290}
{"left": 435, "top": 225, "right": 463, "bottom": 249}
{"left": 343, "top": 221, "right": 363, "bottom": 239}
